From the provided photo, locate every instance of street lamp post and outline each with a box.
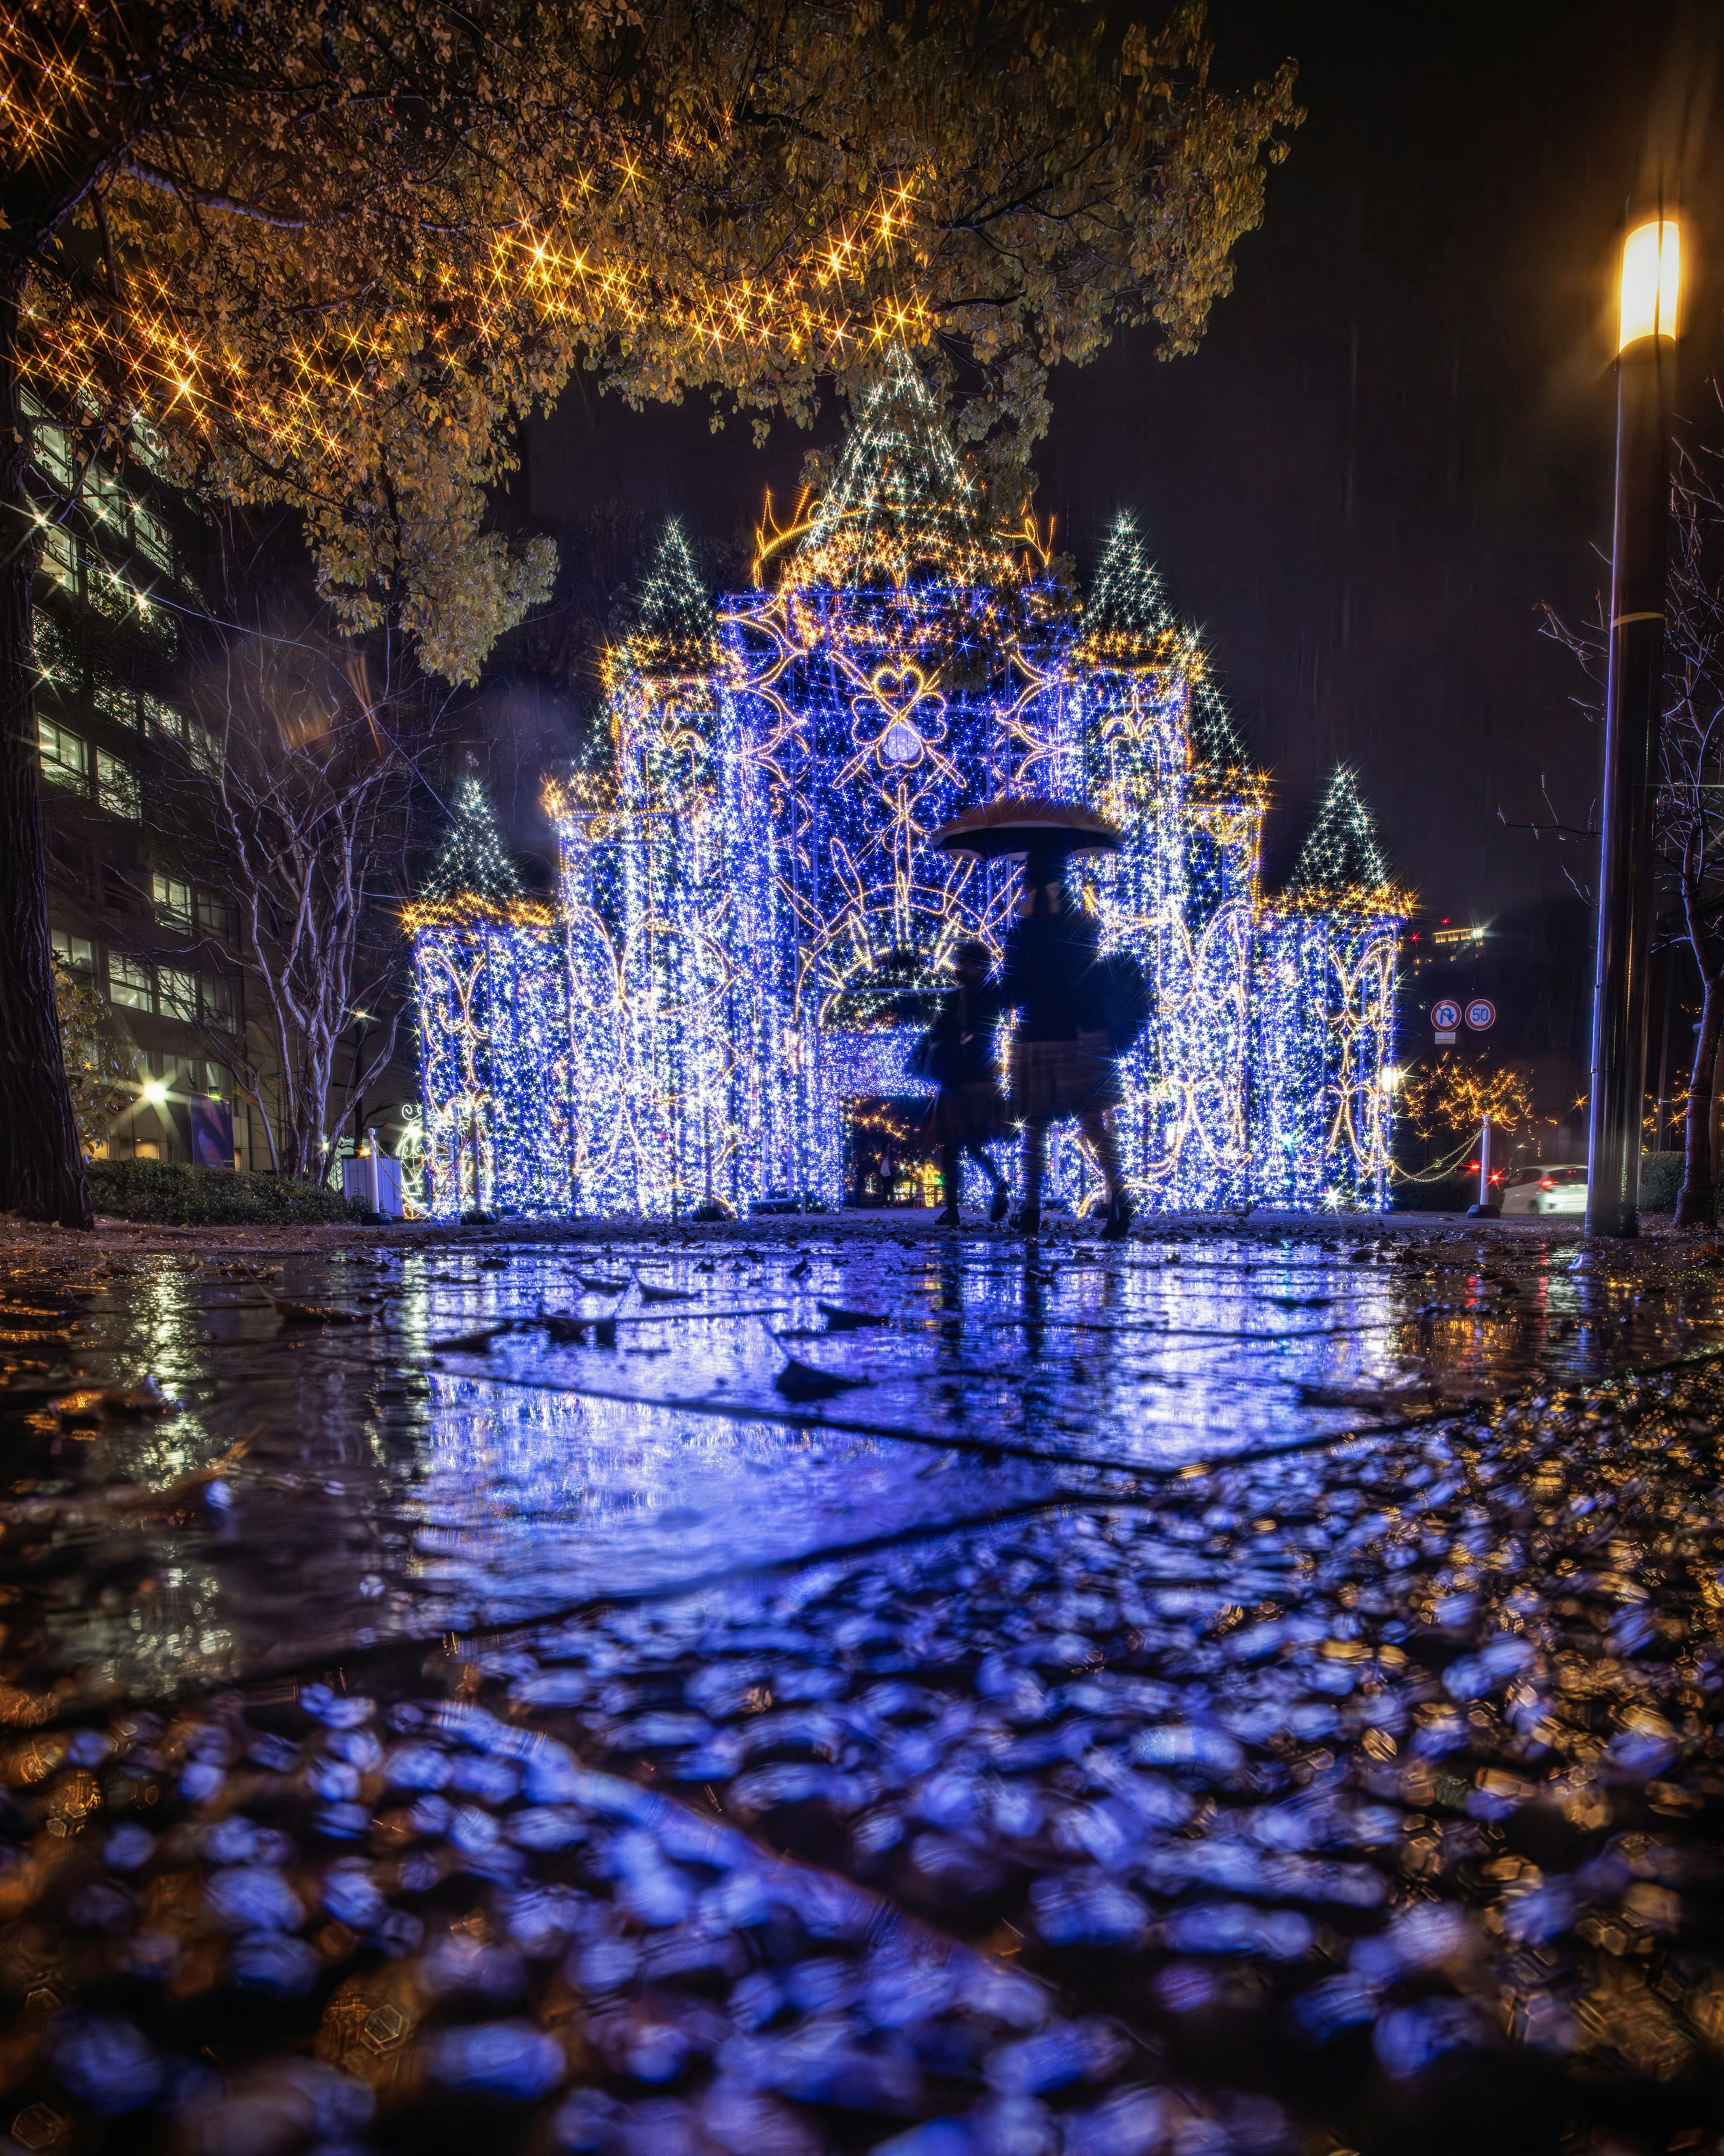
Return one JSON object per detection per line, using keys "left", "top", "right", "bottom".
{"left": 1586, "top": 214, "right": 1680, "bottom": 1238}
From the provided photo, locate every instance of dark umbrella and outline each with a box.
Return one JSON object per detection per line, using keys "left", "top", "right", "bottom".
{"left": 932, "top": 798, "right": 1124, "bottom": 865}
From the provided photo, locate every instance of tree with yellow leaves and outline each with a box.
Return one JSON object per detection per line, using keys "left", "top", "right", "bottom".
{"left": 1, "top": 0, "right": 1297, "bottom": 1223}
{"left": 49, "top": 958, "right": 139, "bottom": 1160}
{"left": 1395, "top": 1052, "right": 1541, "bottom": 1184}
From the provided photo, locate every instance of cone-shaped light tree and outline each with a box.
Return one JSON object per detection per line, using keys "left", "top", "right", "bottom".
{"left": 1287, "top": 764, "right": 1395, "bottom": 900}
{"left": 1088, "top": 511, "right": 1179, "bottom": 638}
{"left": 636, "top": 523, "right": 713, "bottom": 647}
{"left": 422, "top": 780, "right": 526, "bottom": 908}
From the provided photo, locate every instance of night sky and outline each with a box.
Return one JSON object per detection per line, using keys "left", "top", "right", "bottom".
{"left": 521, "top": 0, "right": 1724, "bottom": 1067}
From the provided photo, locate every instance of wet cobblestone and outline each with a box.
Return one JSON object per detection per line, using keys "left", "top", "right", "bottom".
{"left": 3, "top": 1216, "right": 1724, "bottom": 2152}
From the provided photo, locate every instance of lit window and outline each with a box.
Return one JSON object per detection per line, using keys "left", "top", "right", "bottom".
{"left": 92, "top": 675, "right": 139, "bottom": 728}
{"left": 85, "top": 461, "right": 125, "bottom": 527}
{"left": 37, "top": 716, "right": 88, "bottom": 789}
{"left": 133, "top": 507, "right": 172, "bottom": 575}
{"left": 159, "top": 968, "right": 197, "bottom": 1020}
{"left": 152, "top": 874, "right": 192, "bottom": 928}
{"left": 31, "top": 417, "right": 73, "bottom": 491}
{"left": 51, "top": 928, "right": 95, "bottom": 977}
{"left": 128, "top": 415, "right": 170, "bottom": 481}
{"left": 144, "top": 698, "right": 218, "bottom": 770}
{"left": 108, "top": 955, "right": 154, "bottom": 1012}
{"left": 95, "top": 750, "right": 140, "bottom": 820}
{"left": 41, "top": 521, "right": 77, "bottom": 592}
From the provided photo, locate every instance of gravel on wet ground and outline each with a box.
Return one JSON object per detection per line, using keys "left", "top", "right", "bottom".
{"left": 3, "top": 1213, "right": 1724, "bottom": 2154}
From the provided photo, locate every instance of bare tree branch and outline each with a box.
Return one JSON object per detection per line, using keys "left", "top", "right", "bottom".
{"left": 141, "top": 614, "right": 450, "bottom": 1182}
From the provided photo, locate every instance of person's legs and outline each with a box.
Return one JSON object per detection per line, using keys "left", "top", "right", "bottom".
{"left": 965, "top": 1142, "right": 1006, "bottom": 1192}
{"left": 1016, "top": 1120, "right": 1049, "bottom": 1230}
{"left": 1079, "top": 1109, "right": 1134, "bottom": 1237}
{"left": 967, "top": 1141, "right": 1010, "bottom": 1221}
{"left": 937, "top": 1142, "right": 962, "bottom": 1225}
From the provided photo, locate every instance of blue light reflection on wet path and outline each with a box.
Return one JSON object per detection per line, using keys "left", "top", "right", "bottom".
{"left": 7, "top": 1221, "right": 1720, "bottom": 1707}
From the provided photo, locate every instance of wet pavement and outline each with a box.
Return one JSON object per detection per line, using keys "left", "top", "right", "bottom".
{"left": 4, "top": 1212, "right": 1724, "bottom": 2153}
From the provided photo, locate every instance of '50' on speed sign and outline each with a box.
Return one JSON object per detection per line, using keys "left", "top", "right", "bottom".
{"left": 1465, "top": 998, "right": 1496, "bottom": 1032}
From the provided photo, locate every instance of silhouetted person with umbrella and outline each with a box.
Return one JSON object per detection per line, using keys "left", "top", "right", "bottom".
{"left": 999, "top": 847, "right": 1130, "bottom": 1237}
{"left": 933, "top": 800, "right": 1137, "bottom": 1240}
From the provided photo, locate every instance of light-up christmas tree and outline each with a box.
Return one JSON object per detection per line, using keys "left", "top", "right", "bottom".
{"left": 1286, "top": 762, "right": 1395, "bottom": 899}
{"left": 634, "top": 518, "right": 714, "bottom": 647}
{"left": 421, "top": 775, "right": 525, "bottom": 904}
{"left": 1073, "top": 511, "right": 1265, "bottom": 1203}
{"left": 1085, "top": 511, "right": 1177, "bottom": 640}
{"left": 413, "top": 775, "right": 567, "bottom": 1217}
{"left": 409, "top": 361, "right": 1406, "bottom": 1220}
{"left": 795, "top": 347, "right": 995, "bottom": 592}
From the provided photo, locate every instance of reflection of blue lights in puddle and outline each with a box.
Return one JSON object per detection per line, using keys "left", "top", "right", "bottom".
{"left": 430, "top": 1243, "right": 1424, "bottom": 1473}
{"left": 408, "top": 1376, "right": 1068, "bottom": 1627}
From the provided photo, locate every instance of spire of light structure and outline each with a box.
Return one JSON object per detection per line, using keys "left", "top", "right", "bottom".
{"left": 635, "top": 519, "right": 713, "bottom": 649}
{"left": 422, "top": 775, "right": 525, "bottom": 904}
{"left": 1086, "top": 511, "right": 1176, "bottom": 638}
{"left": 1288, "top": 763, "right": 1395, "bottom": 903}
{"left": 793, "top": 349, "right": 1001, "bottom": 591}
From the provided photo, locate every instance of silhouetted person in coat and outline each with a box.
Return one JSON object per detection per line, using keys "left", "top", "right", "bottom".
{"left": 919, "top": 939, "right": 1010, "bottom": 1226}
{"left": 998, "top": 851, "right": 1130, "bottom": 1238}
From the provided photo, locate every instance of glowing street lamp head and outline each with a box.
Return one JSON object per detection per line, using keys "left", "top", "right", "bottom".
{"left": 1619, "top": 218, "right": 1680, "bottom": 350}
{"left": 142, "top": 1079, "right": 169, "bottom": 1106}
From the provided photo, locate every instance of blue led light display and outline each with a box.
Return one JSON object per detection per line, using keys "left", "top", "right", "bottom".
{"left": 410, "top": 359, "right": 1404, "bottom": 1220}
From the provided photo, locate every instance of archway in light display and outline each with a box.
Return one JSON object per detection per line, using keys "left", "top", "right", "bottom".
{"left": 409, "top": 356, "right": 1407, "bottom": 1220}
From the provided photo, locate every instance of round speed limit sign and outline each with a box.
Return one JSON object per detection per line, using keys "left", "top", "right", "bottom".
{"left": 1465, "top": 998, "right": 1497, "bottom": 1032}
{"left": 1431, "top": 999, "right": 1461, "bottom": 1032}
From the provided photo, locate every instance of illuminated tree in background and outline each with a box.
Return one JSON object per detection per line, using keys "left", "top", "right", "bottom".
{"left": 422, "top": 779, "right": 525, "bottom": 908}
{"left": 1398, "top": 1054, "right": 1540, "bottom": 1184}
{"left": 1, "top": 0, "right": 1297, "bottom": 1222}
{"left": 1076, "top": 506, "right": 1264, "bottom": 1201}
{"left": 410, "top": 365, "right": 1404, "bottom": 1220}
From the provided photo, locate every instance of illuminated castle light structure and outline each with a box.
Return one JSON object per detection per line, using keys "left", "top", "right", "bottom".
{"left": 409, "top": 360, "right": 1405, "bottom": 1219}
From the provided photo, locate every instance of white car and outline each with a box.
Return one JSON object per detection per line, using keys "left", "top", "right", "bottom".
{"left": 1500, "top": 1165, "right": 1587, "bottom": 1216}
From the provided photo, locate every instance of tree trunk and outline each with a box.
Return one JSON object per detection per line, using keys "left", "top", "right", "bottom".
{"left": 1677, "top": 972, "right": 1722, "bottom": 1227}
{"left": 0, "top": 271, "right": 92, "bottom": 1229}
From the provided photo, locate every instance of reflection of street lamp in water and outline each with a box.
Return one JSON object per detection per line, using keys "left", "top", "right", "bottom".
{"left": 1588, "top": 214, "right": 1679, "bottom": 1237}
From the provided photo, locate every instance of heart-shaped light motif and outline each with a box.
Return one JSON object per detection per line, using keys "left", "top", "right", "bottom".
{"left": 872, "top": 666, "right": 925, "bottom": 711}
